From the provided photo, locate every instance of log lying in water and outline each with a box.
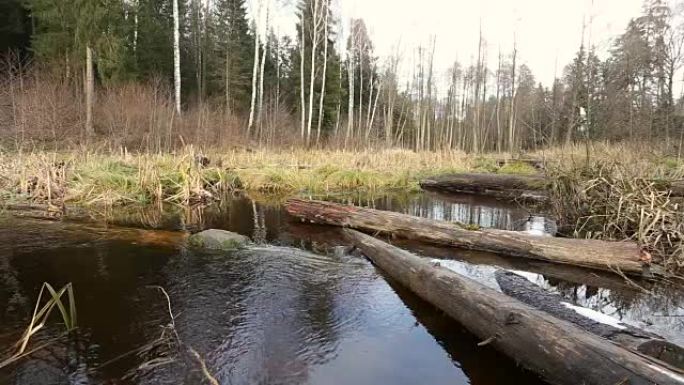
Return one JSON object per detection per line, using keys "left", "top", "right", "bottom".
{"left": 285, "top": 198, "right": 655, "bottom": 276}
{"left": 345, "top": 229, "right": 684, "bottom": 385}
{"left": 419, "top": 173, "right": 548, "bottom": 201}
{"left": 495, "top": 271, "right": 684, "bottom": 370}
{"left": 397, "top": 240, "right": 651, "bottom": 292}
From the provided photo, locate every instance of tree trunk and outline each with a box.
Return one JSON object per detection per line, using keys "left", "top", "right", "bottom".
{"left": 85, "top": 45, "right": 94, "bottom": 137}
{"left": 284, "top": 199, "right": 655, "bottom": 276}
{"left": 257, "top": 4, "right": 269, "bottom": 140}
{"left": 345, "top": 229, "right": 684, "bottom": 385}
{"left": 508, "top": 40, "right": 517, "bottom": 154}
{"left": 247, "top": 1, "right": 261, "bottom": 136}
{"left": 346, "top": 35, "right": 355, "bottom": 146}
{"left": 495, "top": 271, "right": 684, "bottom": 371}
{"left": 172, "top": 0, "right": 181, "bottom": 115}
{"left": 315, "top": 1, "right": 329, "bottom": 145}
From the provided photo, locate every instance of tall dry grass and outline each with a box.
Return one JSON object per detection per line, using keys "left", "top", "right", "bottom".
{"left": 541, "top": 142, "right": 684, "bottom": 270}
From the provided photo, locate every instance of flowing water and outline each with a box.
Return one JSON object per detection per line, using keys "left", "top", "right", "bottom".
{"left": 0, "top": 191, "right": 682, "bottom": 385}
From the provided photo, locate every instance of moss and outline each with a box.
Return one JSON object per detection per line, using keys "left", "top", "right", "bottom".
{"left": 221, "top": 239, "right": 245, "bottom": 250}
{"left": 188, "top": 235, "right": 204, "bottom": 248}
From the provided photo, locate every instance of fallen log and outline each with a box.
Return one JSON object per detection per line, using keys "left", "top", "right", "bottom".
{"left": 345, "top": 229, "right": 684, "bottom": 385}
{"left": 285, "top": 198, "right": 656, "bottom": 276}
{"left": 495, "top": 271, "right": 684, "bottom": 370}
{"left": 395, "top": 240, "right": 651, "bottom": 292}
{"left": 420, "top": 173, "right": 548, "bottom": 202}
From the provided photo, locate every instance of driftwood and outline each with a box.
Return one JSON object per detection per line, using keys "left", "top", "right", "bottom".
{"left": 285, "top": 199, "right": 656, "bottom": 276}
{"left": 345, "top": 229, "right": 684, "bottom": 385}
{"left": 420, "top": 173, "right": 548, "bottom": 201}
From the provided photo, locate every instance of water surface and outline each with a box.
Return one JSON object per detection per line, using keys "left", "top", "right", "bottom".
{"left": 0, "top": 192, "right": 681, "bottom": 384}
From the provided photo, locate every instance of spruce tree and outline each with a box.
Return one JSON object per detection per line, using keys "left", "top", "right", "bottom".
{"left": 213, "top": 0, "right": 254, "bottom": 112}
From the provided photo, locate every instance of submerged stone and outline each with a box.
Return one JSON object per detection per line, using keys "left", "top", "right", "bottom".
{"left": 189, "top": 229, "right": 252, "bottom": 250}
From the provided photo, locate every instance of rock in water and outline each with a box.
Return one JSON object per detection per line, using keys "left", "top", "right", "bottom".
{"left": 189, "top": 229, "right": 251, "bottom": 250}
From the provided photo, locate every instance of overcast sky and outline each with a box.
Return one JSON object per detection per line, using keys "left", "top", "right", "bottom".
{"left": 258, "top": 0, "right": 650, "bottom": 90}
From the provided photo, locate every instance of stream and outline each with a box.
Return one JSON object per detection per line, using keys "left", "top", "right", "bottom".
{"left": 0, "top": 191, "right": 682, "bottom": 385}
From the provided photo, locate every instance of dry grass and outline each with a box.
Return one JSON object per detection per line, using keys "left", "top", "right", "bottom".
{"left": 543, "top": 142, "right": 684, "bottom": 270}
{"left": 0, "top": 148, "right": 467, "bottom": 206}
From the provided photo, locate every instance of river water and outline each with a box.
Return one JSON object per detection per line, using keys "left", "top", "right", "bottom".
{"left": 0, "top": 191, "right": 681, "bottom": 385}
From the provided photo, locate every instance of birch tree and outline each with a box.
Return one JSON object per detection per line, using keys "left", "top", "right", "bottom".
{"left": 172, "top": 0, "right": 181, "bottom": 115}
{"left": 247, "top": 0, "right": 262, "bottom": 135}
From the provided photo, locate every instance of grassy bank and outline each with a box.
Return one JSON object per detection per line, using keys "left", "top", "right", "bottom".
{"left": 0, "top": 147, "right": 539, "bottom": 207}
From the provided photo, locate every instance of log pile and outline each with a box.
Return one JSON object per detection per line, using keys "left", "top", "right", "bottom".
{"left": 345, "top": 229, "right": 684, "bottom": 385}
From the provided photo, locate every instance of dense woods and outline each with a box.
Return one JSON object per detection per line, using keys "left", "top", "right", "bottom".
{"left": 2, "top": 0, "right": 684, "bottom": 152}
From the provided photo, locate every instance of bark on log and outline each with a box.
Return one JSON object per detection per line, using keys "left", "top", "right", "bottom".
{"left": 285, "top": 199, "right": 656, "bottom": 276}
{"left": 345, "top": 229, "right": 684, "bottom": 385}
{"left": 495, "top": 271, "right": 684, "bottom": 370}
{"left": 420, "top": 172, "right": 548, "bottom": 201}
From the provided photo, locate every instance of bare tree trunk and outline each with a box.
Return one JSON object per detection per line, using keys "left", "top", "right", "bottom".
{"left": 316, "top": 1, "right": 329, "bottom": 145}
{"left": 257, "top": 4, "right": 269, "bottom": 140}
{"left": 368, "top": 82, "right": 382, "bottom": 140}
{"left": 85, "top": 45, "right": 94, "bottom": 137}
{"left": 358, "top": 45, "right": 365, "bottom": 134}
{"left": 495, "top": 50, "right": 502, "bottom": 152}
{"left": 346, "top": 28, "right": 355, "bottom": 147}
{"left": 300, "top": 10, "right": 306, "bottom": 140}
{"left": 508, "top": 38, "right": 517, "bottom": 154}
{"left": 247, "top": 1, "right": 262, "bottom": 136}
{"left": 172, "top": 0, "right": 181, "bottom": 115}
{"left": 306, "top": 0, "right": 321, "bottom": 145}
{"left": 426, "top": 37, "right": 436, "bottom": 150}
{"left": 472, "top": 28, "right": 483, "bottom": 153}
{"left": 366, "top": 63, "right": 374, "bottom": 134}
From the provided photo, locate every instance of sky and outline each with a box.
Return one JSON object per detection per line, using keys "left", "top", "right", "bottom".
{"left": 255, "top": 0, "right": 649, "bottom": 91}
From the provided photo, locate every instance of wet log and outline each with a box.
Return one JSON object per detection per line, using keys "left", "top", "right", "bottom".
{"left": 285, "top": 199, "right": 656, "bottom": 276}
{"left": 419, "top": 173, "right": 548, "bottom": 201}
{"left": 396, "top": 240, "right": 651, "bottom": 292}
{"left": 345, "top": 229, "right": 684, "bottom": 385}
{"left": 495, "top": 270, "right": 684, "bottom": 371}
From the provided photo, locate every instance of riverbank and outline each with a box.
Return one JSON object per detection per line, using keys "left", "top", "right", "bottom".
{"left": 0, "top": 148, "right": 539, "bottom": 206}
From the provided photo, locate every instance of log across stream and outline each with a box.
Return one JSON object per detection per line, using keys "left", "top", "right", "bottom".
{"left": 344, "top": 229, "right": 684, "bottom": 385}
{"left": 420, "top": 172, "right": 549, "bottom": 202}
{"left": 285, "top": 198, "right": 658, "bottom": 276}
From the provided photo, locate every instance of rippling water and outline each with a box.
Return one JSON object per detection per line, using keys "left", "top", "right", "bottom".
{"left": 0, "top": 192, "right": 680, "bottom": 385}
